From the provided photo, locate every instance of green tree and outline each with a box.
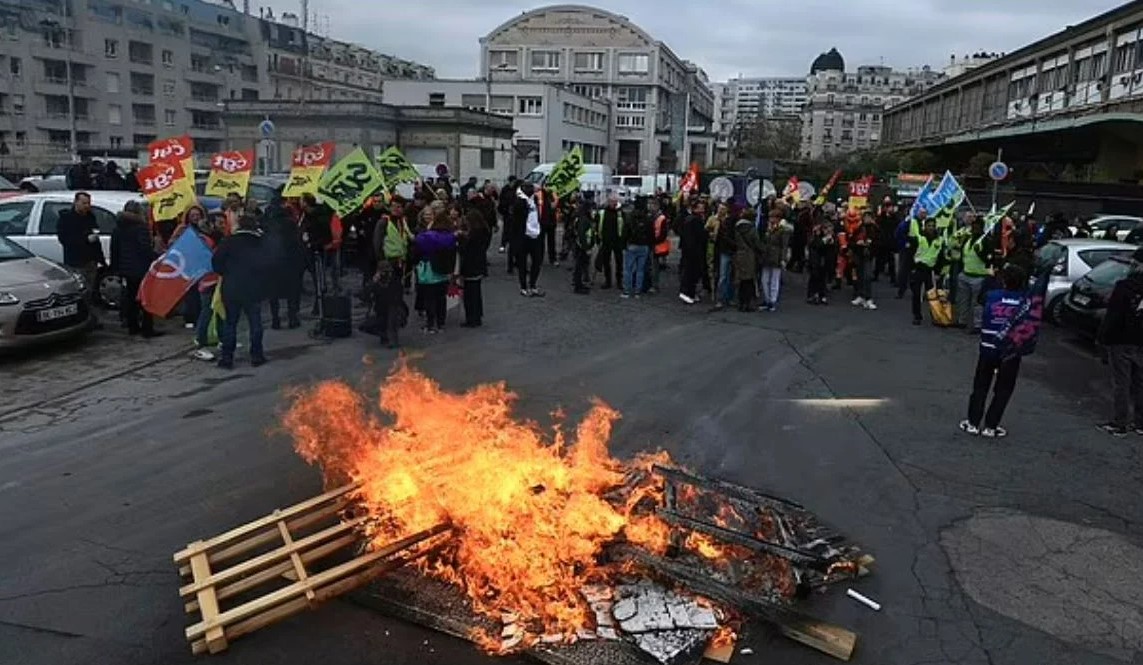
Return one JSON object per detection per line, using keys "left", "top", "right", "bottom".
{"left": 898, "top": 149, "right": 940, "bottom": 174}
{"left": 736, "top": 117, "right": 802, "bottom": 161}
{"left": 965, "top": 152, "right": 994, "bottom": 178}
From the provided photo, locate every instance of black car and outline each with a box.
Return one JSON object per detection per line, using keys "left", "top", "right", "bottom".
{"left": 1060, "top": 255, "right": 1134, "bottom": 339}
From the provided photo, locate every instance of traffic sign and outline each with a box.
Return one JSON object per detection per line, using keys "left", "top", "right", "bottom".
{"left": 988, "top": 161, "right": 1009, "bottom": 181}
{"left": 259, "top": 119, "right": 275, "bottom": 138}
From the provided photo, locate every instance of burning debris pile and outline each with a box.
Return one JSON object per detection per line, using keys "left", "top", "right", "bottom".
{"left": 277, "top": 365, "right": 870, "bottom": 663}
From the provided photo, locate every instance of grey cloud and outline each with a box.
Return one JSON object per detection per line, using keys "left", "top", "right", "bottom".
{"left": 267, "top": 0, "right": 1126, "bottom": 80}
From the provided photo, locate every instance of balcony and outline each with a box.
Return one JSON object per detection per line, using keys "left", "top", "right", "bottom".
{"left": 185, "top": 67, "right": 223, "bottom": 83}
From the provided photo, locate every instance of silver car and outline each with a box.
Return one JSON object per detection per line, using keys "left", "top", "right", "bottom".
{"left": 0, "top": 234, "right": 91, "bottom": 349}
{"left": 1038, "top": 238, "right": 1136, "bottom": 323}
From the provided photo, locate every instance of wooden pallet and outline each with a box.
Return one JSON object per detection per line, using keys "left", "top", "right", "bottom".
{"left": 173, "top": 484, "right": 450, "bottom": 655}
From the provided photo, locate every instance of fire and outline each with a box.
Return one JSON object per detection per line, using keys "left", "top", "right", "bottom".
{"left": 283, "top": 364, "right": 673, "bottom": 646}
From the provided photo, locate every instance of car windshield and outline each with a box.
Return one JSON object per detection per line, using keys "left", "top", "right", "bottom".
{"left": 46, "top": 164, "right": 70, "bottom": 177}
{"left": 1085, "top": 258, "right": 1132, "bottom": 286}
{"left": 0, "top": 234, "right": 33, "bottom": 261}
{"left": 1037, "top": 242, "right": 1067, "bottom": 266}
{"left": 0, "top": 174, "right": 17, "bottom": 191}
{"left": 523, "top": 171, "right": 546, "bottom": 185}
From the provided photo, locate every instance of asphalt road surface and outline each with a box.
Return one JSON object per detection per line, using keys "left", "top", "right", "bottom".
{"left": 1, "top": 262, "right": 1139, "bottom": 665}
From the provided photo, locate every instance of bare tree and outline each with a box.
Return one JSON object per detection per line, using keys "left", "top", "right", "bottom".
{"left": 735, "top": 117, "right": 802, "bottom": 160}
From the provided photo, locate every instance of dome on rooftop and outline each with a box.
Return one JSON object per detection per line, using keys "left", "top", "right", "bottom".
{"left": 811, "top": 47, "right": 845, "bottom": 74}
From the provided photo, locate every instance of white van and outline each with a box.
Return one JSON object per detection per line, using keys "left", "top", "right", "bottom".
{"left": 612, "top": 174, "right": 675, "bottom": 197}
{"left": 524, "top": 163, "right": 613, "bottom": 194}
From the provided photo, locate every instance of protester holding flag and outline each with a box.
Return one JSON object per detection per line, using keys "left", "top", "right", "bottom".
{"left": 190, "top": 212, "right": 224, "bottom": 361}
{"left": 955, "top": 215, "right": 994, "bottom": 332}
{"left": 212, "top": 215, "right": 269, "bottom": 369}
{"left": 110, "top": 200, "right": 159, "bottom": 338}
{"left": 908, "top": 217, "right": 947, "bottom": 326}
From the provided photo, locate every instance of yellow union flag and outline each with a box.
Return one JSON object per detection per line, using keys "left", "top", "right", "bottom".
{"left": 137, "top": 161, "right": 196, "bottom": 222}
{"left": 205, "top": 150, "right": 254, "bottom": 198}
{"left": 317, "top": 147, "right": 385, "bottom": 217}
{"left": 375, "top": 146, "right": 420, "bottom": 189}
{"left": 282, "top": 142, "right": 334, "bottom": 198}
{"left": 545, "top": 146, "right": 585, "bottom": 197}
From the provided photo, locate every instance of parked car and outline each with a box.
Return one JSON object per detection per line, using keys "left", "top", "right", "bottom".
{"left": 0, "top": 233, "right": 91, "bottom": 349}
{"left": 18, "top": 164, "right": 71, "bottom": 192}
{"left": 1060, "top": 254, "right": 1135, "bottom": 339}
{"left": 0, "top": 191, "right": 146, "bottom": 307}
{"left": 0, "top": 174, "right": 20, "bottom": 200}
{"left": 1069, "top": 214, "right": 1143, "bottom": 242}
{"left": 1036, "top": 238, "right": 1136, "bottom": 323}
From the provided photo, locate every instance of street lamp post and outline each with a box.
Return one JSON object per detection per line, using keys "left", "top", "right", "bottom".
{"left": 41, "top": 20, "right": 77, "bottom": 162}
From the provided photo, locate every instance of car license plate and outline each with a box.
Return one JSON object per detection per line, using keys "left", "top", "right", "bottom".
{"left": 1072, "top": 294, "right": 1091, "bottom": 307}
{"left": 36, "top": 303, "right": 78, "bottom": 322}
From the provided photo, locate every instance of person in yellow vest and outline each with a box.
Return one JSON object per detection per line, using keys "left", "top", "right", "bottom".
{"left": 955, "top": 215, "right": 993, "bottom": 332}
{"left": 908, "top": 218, "right": 947, "bottom": 326}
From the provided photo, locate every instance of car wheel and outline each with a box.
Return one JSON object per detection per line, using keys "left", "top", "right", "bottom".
{"left": 98, "top": 271, "right": 124, "bottom": 309}
{"left": 1047, "top": 295, "right": 1066, "bottom": 325}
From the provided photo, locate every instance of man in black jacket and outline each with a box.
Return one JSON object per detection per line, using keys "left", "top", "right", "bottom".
{"left": 212, "top": 215, "right": 268, "bottom": 369}
{"left": 622, "top": 196, "right": 654, "bottom": 298}
{"left": 595, "top": 194, "right": 625, "bottom": 290}
{"left": 299, "top": 193, "right": 334, "bottom": 313}
{"left": 109, "top": 200, "right": 158, "bottom": 337}
{"left": 497, "top": 176, "right": 518, "bottom": 259}
{"left": 572, "top": 198, "right": 595, "bottom": 294}
{"left": 1098, "top": 247, "right": 1143, "bottom": 436}
{"left": 263, "top": 196, "right": 305, "bottom": 329}
{"left": 678, "top": 199, "right": 707, "bottom": 304}
{"left": 56, "top": 191, "right": 106, "bottom": 309}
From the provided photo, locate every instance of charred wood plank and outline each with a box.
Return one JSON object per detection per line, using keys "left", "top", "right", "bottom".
{"left": 653, "top": 466, "right": 805, "bottom": 512}
{"left": 613, "top": 546, "right": 856, "bottom": 662}
{"left": 657, "top": 509, "right": 831, "bottom": 571}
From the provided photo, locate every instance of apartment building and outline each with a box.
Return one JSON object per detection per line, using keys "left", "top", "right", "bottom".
{"left": 713, "top": 76, "right": 807, "bottom": 152}
{"left": 479, "top": 5, "right": 715, "bottom": 174}
{"left": 800, "top": 48, "right": 943, "bottom": 159}
{"left": 383, "top": 79, "right": 610, "bottom": 177}
{"left": 0, "top": 0, "right": 434, "bottom": 174}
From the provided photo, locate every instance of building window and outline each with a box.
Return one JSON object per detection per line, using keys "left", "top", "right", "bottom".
{"left": 428, "top": 92, "right": 445, "bottom": 107}
{"left": 108, "top": 104, "right": 121, "bottom": 125}
{"left": 489, "top": 49, "right": 518, "bottom": 71}
{"left": 617, "top": 53, "right": 649, "bottom": 74}
{"left": 517, "top": 96, "right": 543, "bottom": 115}
{"left": 161, "top": 49, "right": 173, "bottom": 67}
{"left": 163, "top": 79, "right": 176, "bottom": 97}
{"left": 106, "top": 71, "right": 119, "bottom": 93}
{"left": 480, "top": 148, "right": 495, "bottom": 170}
{"left": 530, "top": 50, "right": 560, "bottom": 72}
{"left": 615, "top": 86, "right": 647, "bottom": 110}
{"left": 572, "top": 84, "right": 604, "bottom": 99}
{"left": 105, "top": 38, "right": 118, "bottom": 58}
{"left": 164, "top": 109, "right": 177, "bottom": 126}
{"left": 616, "top": 114, "right": 646, "bottom": 128}
{"left": 573, "top": 52, "right": 604, "bottom": 72}
{"left": 9, "top": 57, "right": 20, "bottom": 77}
{"left": 1114, "top": 43, "right": 1134, "bottom": 74}
{"left": 110, "top": 136, "right": 123, "bottom": 149}
{"left": 460, "top": 94, "right": 486, "bottom": 111}
{"left": 12, "top": 94, "right": 23, "bottom": 115}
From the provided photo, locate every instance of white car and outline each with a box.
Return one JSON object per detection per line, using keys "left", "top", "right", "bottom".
{"left": 18, "top": 164, "right": 71, "bottom": 192}
{"left": 1069, "top": 214, "right": 1143, "bottom": 242}
{"left": 0, "top": 191, "right": 147, "bottom": 306}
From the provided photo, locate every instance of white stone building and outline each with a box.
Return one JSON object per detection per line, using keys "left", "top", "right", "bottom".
{"left": 382, "top": 79, "right": 611, "bottom": 177}
{"left": 800, "top": 48, "right": 943, "bottom": 160}
{"left": 478, "top": 4, "right": 715, "bottom": 175}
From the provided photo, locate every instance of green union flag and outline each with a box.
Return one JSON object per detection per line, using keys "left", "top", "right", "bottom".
{"left": 544, "top": 146, "right": 586, "bottom": 197}
{"left": 375, "top": 146, "right": 421, "bottom": 189}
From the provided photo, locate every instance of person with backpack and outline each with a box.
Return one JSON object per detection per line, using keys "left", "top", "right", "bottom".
{"left": 1097, "top": 247, "right": 1143, "bottom": 436}
{"left": 411, "top": 204, "right": 457, "bottom": 334}
{"left": 959, "top": 263, "right": 1046, "bottom": 439}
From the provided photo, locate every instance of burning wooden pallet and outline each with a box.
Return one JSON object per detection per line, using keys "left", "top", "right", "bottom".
{"left": 173, "top": 484, "right": 450, "bottom": 655}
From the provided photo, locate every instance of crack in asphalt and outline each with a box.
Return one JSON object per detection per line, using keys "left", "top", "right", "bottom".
{"left": 0, "top": 619, "right": 84, "bottom": 638}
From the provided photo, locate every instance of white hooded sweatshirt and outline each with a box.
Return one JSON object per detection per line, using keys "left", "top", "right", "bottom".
{"left": 519, "top": 189, "right": 541, "bottom": 239}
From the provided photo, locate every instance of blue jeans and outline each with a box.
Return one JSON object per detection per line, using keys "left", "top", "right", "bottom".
{"left": 220, "top": 298, "right": 264, "bottom": 361}
{"left": 717, "top": 253, "right": 734, "bottom": 305}
{"left": 195, "top": 285, "right": 215, "bottom": 347}
{"left": 623, "top": 245, "right": 649, "bottom": 295}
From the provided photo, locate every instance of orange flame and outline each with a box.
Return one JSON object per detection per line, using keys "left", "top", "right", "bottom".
{"left": 283, "top": 364, "right": 673, "bottom": 645}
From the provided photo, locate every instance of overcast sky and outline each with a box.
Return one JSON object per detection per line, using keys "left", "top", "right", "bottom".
{"left": 269, "top": 0, "right": 1127, "bottom": 81}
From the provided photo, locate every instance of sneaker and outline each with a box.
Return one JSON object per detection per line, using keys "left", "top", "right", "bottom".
{"left": 217, "top": 358, "right": 234, "bottom": 370}
{"left": 520, "top": 289, "right": 531, "bottom": 297}
{"left": 820, "top": 297, "right": 829, "bottom": 305}
{"left": 864, "top": 300, "right": 878, "bottom": 311}
{"left": 679, "top": 293, "right": 695, "bottom": 304}
{"left": 981, "top": 427, "right": 1007, "bottom": 439}
{"left": 851, "top": 297, "right": 866, "bottom": 307}
{"left": 531, "top": 288, "right": 546, "bottom": 298}
{"left": 498, "top": 246, "right": 506, "bottom": 254}
{"left": 620, "top": 292, "right": 631, "bottom": 299}
{"left": 250, "top": 355, "right": 267, "bottom": 368}
{"left": 192, "top": 348, "right": 216, "bottom": 361}
{"left": 1098, "top": 422, "right": 1130, "bottom": 437}
{"left": 184, "top": 322, "right": 195, "bottom": 330}
{"left": 958, "top": 420, "right": 980, "bottom": 436}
